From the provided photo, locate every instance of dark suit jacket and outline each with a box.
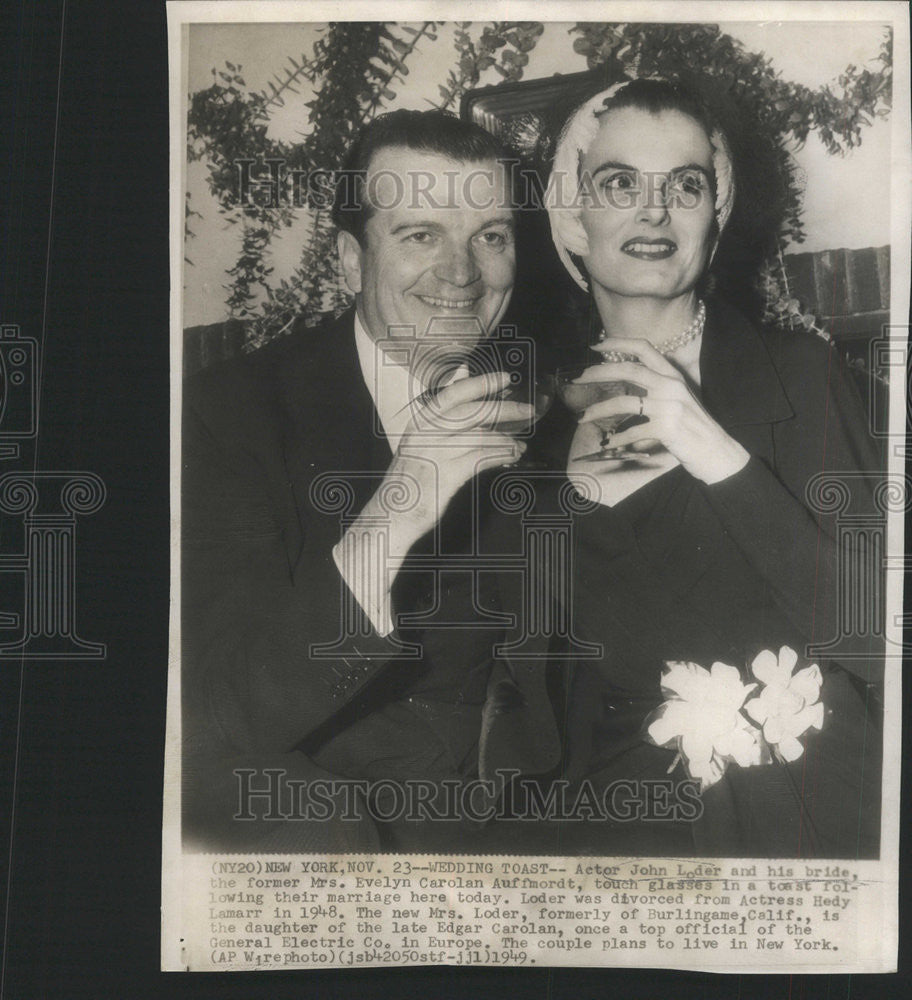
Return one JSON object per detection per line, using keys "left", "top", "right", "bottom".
{"left": 181, "top": 309, "right": 559, "bottom": 850}
{"left": 559, "top": 297, "right": 884, "bottom": 857}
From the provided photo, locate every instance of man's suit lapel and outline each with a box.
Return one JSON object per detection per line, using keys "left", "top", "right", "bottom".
{"left": 275, "top": 311, "right": 393, "bottom": 561}
{"left": 270, "top": 314, "right": 562, "bottom": 780}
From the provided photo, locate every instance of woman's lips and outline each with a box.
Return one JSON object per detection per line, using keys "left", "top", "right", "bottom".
{"left": 621, "top": 239, "right": 677, "bottom": 260}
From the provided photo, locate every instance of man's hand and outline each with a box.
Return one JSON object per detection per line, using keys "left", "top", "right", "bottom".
{"left": 333, "top": 370, "right": 533, "bottom": 635}
{"left": 382, "top": 370, "right": 532, "bottom": 552}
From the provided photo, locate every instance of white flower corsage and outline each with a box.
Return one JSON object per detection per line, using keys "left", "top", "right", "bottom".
{"left": 646, "top": 647, "right": 824, "bottom": 791}
{"left": 744, "top": 646, "right": 824, "bottom": 762}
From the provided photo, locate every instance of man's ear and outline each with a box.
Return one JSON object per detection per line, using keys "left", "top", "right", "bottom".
{"left": 337, "top": 230, "right": 363, "bottom": 294}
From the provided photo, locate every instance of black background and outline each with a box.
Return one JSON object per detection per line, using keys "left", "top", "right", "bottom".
{"left": 0, "top": 2, "right": 909, "bottom": 997}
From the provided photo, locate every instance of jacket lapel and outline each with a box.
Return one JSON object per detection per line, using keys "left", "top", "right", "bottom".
{"left": 700, "top": 298, "right": 794, "bottom": 429}
{"left": 275, "top": 311, "right": 393, "bottom": 559}
{"left": 271, "top": 314, "right": 563, "bottom": 779}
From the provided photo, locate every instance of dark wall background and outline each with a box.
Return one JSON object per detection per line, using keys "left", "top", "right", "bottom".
{"left": 0, "top": 2, "right": 908, "bottom": 998}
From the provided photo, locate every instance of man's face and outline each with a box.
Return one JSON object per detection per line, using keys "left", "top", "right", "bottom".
{"left": 339, "top": 148, "right": 516, "bottom": 370}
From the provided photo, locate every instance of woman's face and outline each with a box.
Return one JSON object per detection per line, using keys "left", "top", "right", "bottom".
{"left": 578, "top": 106, "right": 717, "bottom": 302}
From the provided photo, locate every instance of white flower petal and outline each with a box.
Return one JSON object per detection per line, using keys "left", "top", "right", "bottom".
{"left": 764, "top": 716, "right": 785, "bottom": 744}
{"left": 665, "top": 700, "right": 701, "bottom": 731}
{"left": 779, "top": 704, "right": 823, "bottom": 740}
{"left": 790, "top": 665, "right": 823, "bottom": 706}
{"left": 777, "top": 735, "right": 805, "bottom": 762}
{"left": 808, "top": 701, "right": 825, "bottom": 731}
{"left": 647, "top": 714, "right": 679, "bottom": 747}
{"left": 661, "top": 661, "right": 706, "bottom": 700}
{"left": 744, "top": 694, "right": 770, "bottom": 724}
{"left": 777, "top": 687, "right": 805, "bottom": 718}
{"left": 710, "top": 661, "right": 744, "bottom": 689}
{"left": 778, "top": 645, "right": 799, "bottom": 674}
{"left": 729, "top": 726, "right": 763, "bottom": 767}
{"left": 691, "top": 755, "right": 725, "bottom": 790}
{"left": 751, "top": 648, "right": 780, "bottom": 686}
{"left": 682, "top": 730, "right": 714, "bottom": 765}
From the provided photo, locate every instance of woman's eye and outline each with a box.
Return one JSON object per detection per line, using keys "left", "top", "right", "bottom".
{"left": 602, "top": 172, "right": 638, "bottom": 191}
{"left": 672, "top": 171, "right": 707, "bottom": 195}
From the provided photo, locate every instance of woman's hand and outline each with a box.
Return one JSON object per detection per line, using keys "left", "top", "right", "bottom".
{"left": 580, "top": 337, "right": 749, "bottom": 485}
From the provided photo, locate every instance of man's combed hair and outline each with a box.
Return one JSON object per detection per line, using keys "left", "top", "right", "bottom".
{"left": 331, "top": 109, "right": 515, "bottom": 245}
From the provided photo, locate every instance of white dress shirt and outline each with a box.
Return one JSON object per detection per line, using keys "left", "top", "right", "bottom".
{"left": 333, "top": 314, "right": 468, "bottom": 636}
{"left": 352, "top": 313, "right": 426, "bottom": 454}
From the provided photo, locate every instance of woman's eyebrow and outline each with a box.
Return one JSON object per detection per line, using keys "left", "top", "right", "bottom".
{"left": 587, "top": 161, "right": 714, "bottom": 178}
{"left": 589, "top": 160, "right": 638, "bottom": 177}
{"left": 669, "top": 163, "right": 713, "bottom": 177}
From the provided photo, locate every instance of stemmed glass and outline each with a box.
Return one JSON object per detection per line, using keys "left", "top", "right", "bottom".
{"left": 411, "top": 369, "right": 555, "bottom": 466}
{"left": 491, "top": 371, "right": 556, "bottom": 433}
{"left": 489, "top": 372, "right": 556, "bottom": 468}
{"left": 555, "top": 364, "right": 646, "bottom": 461}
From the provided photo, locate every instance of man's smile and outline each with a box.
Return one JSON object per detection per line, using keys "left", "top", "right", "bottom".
{"left": 416, "top": 294, "right": 482, "bottom": 309}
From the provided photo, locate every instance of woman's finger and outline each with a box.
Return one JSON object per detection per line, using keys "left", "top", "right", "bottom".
{"left": 578, "top": 395, "right": 645, "bottom": 424}
{"left": 571, "top": 361, "right": 666, "bottom": 392}
{"left": 606, "top": 420, "right": 668, "bottom": 451}
{"left": 483, "top": 401, "right": 536, "bottom": 427}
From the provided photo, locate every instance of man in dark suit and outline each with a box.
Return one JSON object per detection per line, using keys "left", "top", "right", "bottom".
{"left": 181, "top": 110, "right": 561, "bottom": 852}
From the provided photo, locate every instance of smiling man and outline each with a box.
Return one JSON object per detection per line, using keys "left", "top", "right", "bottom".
{"left": 330, "top": 118, "right": 524, "bottom": 635}
{"left": 337, "top": 142, "right": 516, "bottom": 353}
{"left": 181, "top": 111, "right": 560, "bottom": 853}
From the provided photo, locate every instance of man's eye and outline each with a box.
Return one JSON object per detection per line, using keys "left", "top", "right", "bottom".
{"left": 476, "top": 230, "right": 509, "bottom": 248}
{"left": 404, "top": 231, "right": 433, "bottom": 244}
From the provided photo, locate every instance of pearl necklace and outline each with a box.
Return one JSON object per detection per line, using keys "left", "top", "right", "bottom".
{"left": 597, "top": 300, "right": 706, "bottom": 362}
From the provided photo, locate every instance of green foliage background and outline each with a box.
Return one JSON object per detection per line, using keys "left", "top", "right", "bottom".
{"left": 186, "top": 21, "right": 891, "bottom": 349}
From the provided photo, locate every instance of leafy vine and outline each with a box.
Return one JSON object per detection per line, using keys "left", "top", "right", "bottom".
{"left": 185, "top": 21, "right": 891, "bottom": 352}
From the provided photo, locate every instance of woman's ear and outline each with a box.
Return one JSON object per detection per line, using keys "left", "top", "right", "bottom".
{"left": 337, "top": 231, "right": 363, "bottom": 294}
